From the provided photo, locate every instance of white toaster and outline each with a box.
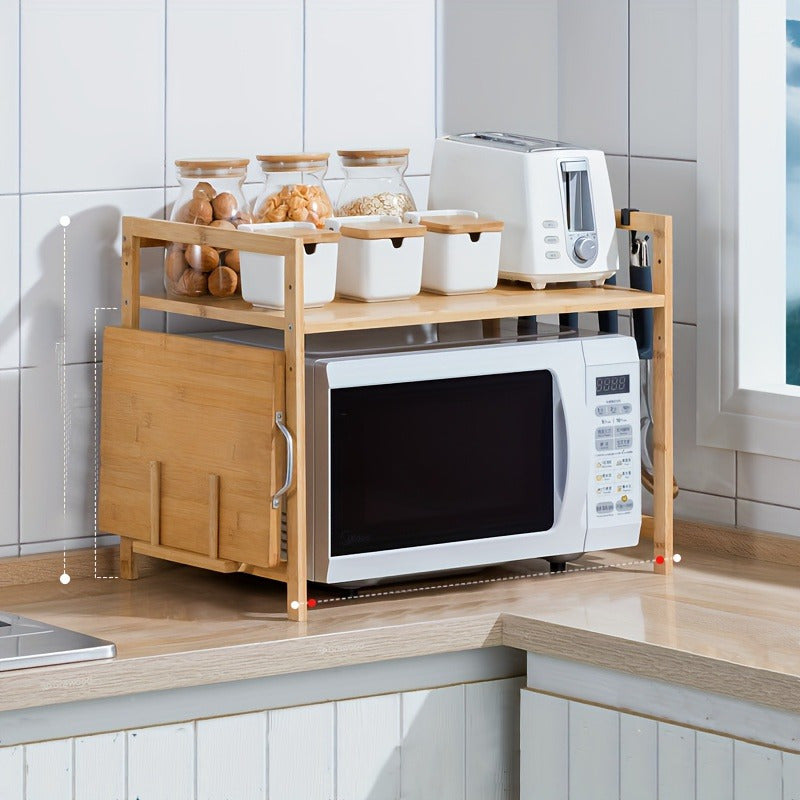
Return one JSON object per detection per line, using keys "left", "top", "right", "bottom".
{"left": 428, "top": 132, "right": 619, "bottom": 289}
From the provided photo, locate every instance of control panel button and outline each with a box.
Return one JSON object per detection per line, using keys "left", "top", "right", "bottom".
{"left": 614, "top": 424, "right": 632, "bottom": 437}
{"left": 615, "top": 498, "right": 635, "bottom": 512}
{"left": 596, "top": 502, "right": 614, "bottom": 515}
{"left": 543, "top": 220, "right": 558, "bottom": 229}
{"left": 545, "top": 251, "right": 561, "bottom": 260}
{"left": 596, "top": 426, "right": 613, "bottom": 438}
{"left": 615, "top": 436, "right": 633, "bottom": 449}
{"left": 595, "top": 405, "right": 611, "bottom": 416}
{"left": 544, "top": 235, "right": 559, "bottom": 244}
{"left": 620, "top": 403, "right": 632, "bottom": 414}
{"left": 595, "top": 439, "right": 612, "bottom": 452}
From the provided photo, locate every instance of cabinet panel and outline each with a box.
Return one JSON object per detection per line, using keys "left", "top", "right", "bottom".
{"left": 466, "top": 677, "right": 522, "bottom": 800}
{"left": 24, "top": 739, "right": 72, "bottom": 800}
{"left": 268, "top": 703, "right": 334, "bottom": 800}
{"left": 74, "top": 733, "right": 125, "bottom": 800}
{"left": 0, "top": 745, "right": 23, "bottom": 800}
{"left": 734, "top": 740, "right": 782, "bottom": 800}
{"left": 569, "top": 702, "right": 619, "bottom": 800}
{"left": 520, "top": 690, "right": 568, "bottom": 800}
{"left": 336, "top": 694, "right": 401, "bottom": 800}
{"left": 197, "top": 713, "right": 266, "bottom": 800}
{"left": 127, "top": 724, "right": 195, "bottom": 800}
{"left": 784, "top": 751, "right": 800, "bottom": 800}
{"left": 658, "top": 722, "right": 696, "bottom": 800}
{"left": 620, "top": 713, "right": 657, "bottom": 799}
{"left": 696, "top": 731, "right": 733, "bottom": 800}
{"left": 401, "top": 685, "right": 465, "bottom": 800}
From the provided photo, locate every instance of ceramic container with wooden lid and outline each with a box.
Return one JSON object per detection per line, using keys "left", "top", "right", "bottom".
{"left": 166, "top": 158, "right": 251, "bottom": 297}
{"left": 335, "top": 149, "right": 416, "bottom": 217}
{"left": 326, "top": 215, "right": 425, "bottom": 301}
{"left": 404, "top": 209, "right": 504, "bottom": 295}
{"left": 252, "top": 153, "right": 333, "bottom": 229}
{"left": 237, "top": 222, "right": 341, "bottom": 309}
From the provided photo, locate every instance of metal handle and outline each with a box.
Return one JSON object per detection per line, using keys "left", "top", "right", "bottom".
{"left": 272, "top": 411, "right": 294, "bottom": 509}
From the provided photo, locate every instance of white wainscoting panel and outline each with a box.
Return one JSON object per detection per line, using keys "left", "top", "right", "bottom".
{"left": 619, "top": 712, "right": 657, "bottom": 799}
{"left": 336, "top": 694, "right": 400, "bottom": 800}
{"left": 695, "top": 731, "right": 733, "bottom": 800}
{"left": 734, "top": 740, "right": 783, "bottom": 800}
{"left": 0, "top": 744, "right": 23, "bottom": 800}
{"left": 658, "top": 721, "right": 696, "bottom": 800}
{"left": 197, "top": 712, "right": 267, "bottom": 800}
{"left": 568, "top": 701, "right": 619, "bottom": 800}
{"left": 74, "top": 732, "right": 125, "bottom": 800}
{"left": 127, "top": 723, "right": 195, "bottom": 800}
{"left": 784, "top": 751, "right": 800, "bottom": 800}
{"left": 268, "top": 702, "right": 334, "bottom": 800}
{"left": 519, "top": 689, "right": 568, "bottom": 800}
{"left": 465, "top": 677, "right": 522, "bottom": 800}
{"left": 401, "top": 685, "right": 465, "bottom": 800}
{"left": 24, "top": 738, "right": 72, "bottom": 800}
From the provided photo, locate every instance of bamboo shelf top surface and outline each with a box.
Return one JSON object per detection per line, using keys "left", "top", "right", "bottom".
{"left": 0, "top": 532, "right": 797, "bottom": 715}
{"left": 141, "top": 283, "right": 665, "bottom": 334}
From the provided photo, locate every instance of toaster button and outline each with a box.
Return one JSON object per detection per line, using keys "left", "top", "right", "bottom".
{"left": 544, "top": 235, "right": 559, "bottom": 245}
{"left": 543, "top": 220, "right": 558, "bottom": 229}
{"left": 545, "top": 251, "right": 561, "bottom": 260}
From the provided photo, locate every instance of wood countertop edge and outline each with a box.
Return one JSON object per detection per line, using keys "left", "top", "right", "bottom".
{"left": 0, "top": 614, "right": 504, "bottom": 713}
{"left": 500, "top": 614, "right": 800, "bottom": 715}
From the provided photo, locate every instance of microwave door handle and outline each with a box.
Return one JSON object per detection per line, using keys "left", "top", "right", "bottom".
{"left": 272, "top": 411, "right": 294, "bottom": 509}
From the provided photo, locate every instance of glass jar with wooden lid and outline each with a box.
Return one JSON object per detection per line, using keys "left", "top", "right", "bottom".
{"left": 335, "top": 148, "right": 416, "bottom": 217}
{"left": 252, "top": 153, "right": 333, "bottom": 229}
{"left": 165, "top": 158, "right": 250, "bottom": 298}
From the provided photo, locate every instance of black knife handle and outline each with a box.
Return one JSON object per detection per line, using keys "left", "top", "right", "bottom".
{"left": 630, "top": 266, "right": 654, "bottom": 359}
{"left": 598, "top": 274, "right": 619, "bottom": 334}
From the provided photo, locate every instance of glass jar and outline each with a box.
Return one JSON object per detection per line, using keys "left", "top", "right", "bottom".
{"left": 252, "top": 153, "right": 333, "bottom": 229}
{"left": 166, "top": 158, "right": 250, "bottom": 297}
{"left": 335, "top": 148, "right": 416, "bottom": 217}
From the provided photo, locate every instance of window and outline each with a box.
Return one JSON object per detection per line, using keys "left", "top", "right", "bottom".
{"left": 788, "top": 4, "right": 800, "bottom": 385}
{"left": 697, "top": 0, "right": 800, "bottom": 459}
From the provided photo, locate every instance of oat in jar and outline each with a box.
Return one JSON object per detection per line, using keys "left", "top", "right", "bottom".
{"left": 335, "top": 148, "right": 416, "bottom": 217}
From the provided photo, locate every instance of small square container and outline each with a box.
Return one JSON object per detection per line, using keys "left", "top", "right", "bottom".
{"left": 326, "top": 215, "right": 425, "bottom": 302}
{"left": 404, "top": 209, "right": 504, "bottom": 295}
{"left": 237, "top": 222, "right": 340, "bottom": 309}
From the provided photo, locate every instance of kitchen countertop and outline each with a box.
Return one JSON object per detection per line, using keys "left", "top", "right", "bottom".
{"left": 1, "top": 542, "right": 799, "bottom": 715}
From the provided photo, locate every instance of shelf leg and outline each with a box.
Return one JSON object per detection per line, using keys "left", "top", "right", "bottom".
{"left": 121, "top": 221, "right": 141, "bottom": 330}
{"left": 120, "top": 537, "right": 139, "bottom": 580}
{"left": 284, "top": 239, "right": 308, "bottom": 622}
{"left": 482, "top": 319, "right": 502, "bottom": 338}
{"left": 650, "top": 215, "right": 674, "bottom": 574}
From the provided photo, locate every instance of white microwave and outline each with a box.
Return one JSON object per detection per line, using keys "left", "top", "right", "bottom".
{"left": 210, "top": 325, "right": 641, "bottom": 586}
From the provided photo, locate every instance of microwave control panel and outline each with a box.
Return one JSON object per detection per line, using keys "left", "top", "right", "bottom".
{"left": 586, "top": 365, "right": 640, "bottom": 526}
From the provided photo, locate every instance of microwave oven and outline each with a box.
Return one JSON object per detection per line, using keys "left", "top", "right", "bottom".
{"left": 209, "top": 324, "right": 641, "bottom": 586}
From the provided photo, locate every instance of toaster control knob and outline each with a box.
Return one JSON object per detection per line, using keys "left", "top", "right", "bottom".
{"left": 574, "top": 236, "right": 598, "bottom": 263}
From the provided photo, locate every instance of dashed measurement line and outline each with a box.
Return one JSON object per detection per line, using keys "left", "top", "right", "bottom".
{"left": 93, "top": 306, "right": 119, "bottom": 580}
{"left": 309, "top": 556, "right": 675, "bottom": 608}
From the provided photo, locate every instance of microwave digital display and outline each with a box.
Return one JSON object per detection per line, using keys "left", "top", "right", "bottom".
{"left": 596, "top": 374, "right": 630, "bottom": 396}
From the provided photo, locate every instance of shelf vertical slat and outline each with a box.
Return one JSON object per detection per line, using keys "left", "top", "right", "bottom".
{"left": 121, "top": 219, "right": 141, "bottom": 329}
{"left": 284, "top": 239, "right": 308, "bottom": 622}
{"left": 150, "top": 460, "right": 161, "bottom": 547}
{"left": 649, "top": 213, "right": 674, "bottom": 573}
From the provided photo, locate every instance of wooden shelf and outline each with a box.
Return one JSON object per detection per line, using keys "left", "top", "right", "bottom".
{"left": 141, "top": 283, "right": 665, "bottom": 334}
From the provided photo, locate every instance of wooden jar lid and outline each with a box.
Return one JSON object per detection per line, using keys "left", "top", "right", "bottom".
{"left": 174, "top": 158, "right": 249, "bottom": 170}
{"left": 418, "top": 215, "right": 504, "bottom": 234}
{"left": 338, "top": 221, "right": 425, "bottom": 240}
{"left": 259, "top": 228, "right": 341, "bottom": 244}
{"left": 256, "top": 153, "right": 330, "bottom": 164}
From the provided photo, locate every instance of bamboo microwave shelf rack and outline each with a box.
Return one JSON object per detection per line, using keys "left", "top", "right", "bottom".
{"left": 98, "top": 211, "right": 673, "bottom": 621}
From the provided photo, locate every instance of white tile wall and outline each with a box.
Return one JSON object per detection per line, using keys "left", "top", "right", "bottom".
{"left": 737, "top": 451, "right": 800, "bottom": 509}
{"left": 737, "top": 500, "right": 800, "bottom": 538}
{"left": 0, "top": 196, "right": 19, "bottom": 369}
{"left": 166, "top": 0, "right": 303, "bottom": 186}
{"left": 19, "top": 363, "right": 98, "bottom": 545}
{"left": 630, "top": 0, "right": 697, "bottom": 160}
{"left": 0, "top": 370, "right": 18, "bottom": 548}
{"left": 439, "top": 0, "right": 559, "bottom": 138}
{"left": 20, "top": 0, "right": 165, "bottom": 193}
{"left": 20, "top": 188, "right": 164, "bottom": 368}
{"left": 558, "top": 0, "right": 629, "bottom": 154}
{"left": 304, "top": 0, "right": 436, "bottom": 179}
{"left": 0, "top": 0, "right": 19, "bottom": 195}
{"left": 629, "top": 157, "right": 697, "bottom": 325}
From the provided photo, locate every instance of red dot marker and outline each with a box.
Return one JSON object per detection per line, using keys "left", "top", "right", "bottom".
{"left": 307, "top": 598, "right": 317, "bottom": 609}
{"left": 655, "top": 555, "right": 665, "bottom": 565}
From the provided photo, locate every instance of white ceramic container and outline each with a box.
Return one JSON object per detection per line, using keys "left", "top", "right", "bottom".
{"left": 237, "top": 222, "right": 339, "bottom": 309}
{"left": 326, "top": 215, "right": 425, "bottom": 302}
{"left": 404, "top": 209, "right": 504, "bottom": 295}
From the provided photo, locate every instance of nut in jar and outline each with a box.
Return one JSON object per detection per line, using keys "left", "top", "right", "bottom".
{"left": 253, "top": 154, "right": 333, "bottom": 229}
{"left": 166, "top": 158, "right": 249, "bottom": 298}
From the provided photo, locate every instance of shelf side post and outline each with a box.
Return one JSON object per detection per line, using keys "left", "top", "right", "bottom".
{"left": 284, "top": 239, "right": 308, "bottom": 622}
{"left": 121, "top": 218, "right": 141, "bottom": 330}
{"left": 650, "top": 214, "right": 674, "bottom": 574}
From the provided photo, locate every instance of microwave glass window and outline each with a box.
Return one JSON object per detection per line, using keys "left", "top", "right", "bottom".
{"left": 330, "top": 371, "right": 554, "bottom": 556}
{"left": 595, "top": 374, "right": 630, "bottom": 396}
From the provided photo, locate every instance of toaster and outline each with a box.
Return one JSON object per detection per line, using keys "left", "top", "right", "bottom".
{"left": 428, "top": 132, "right": 619, "bottom": 289}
